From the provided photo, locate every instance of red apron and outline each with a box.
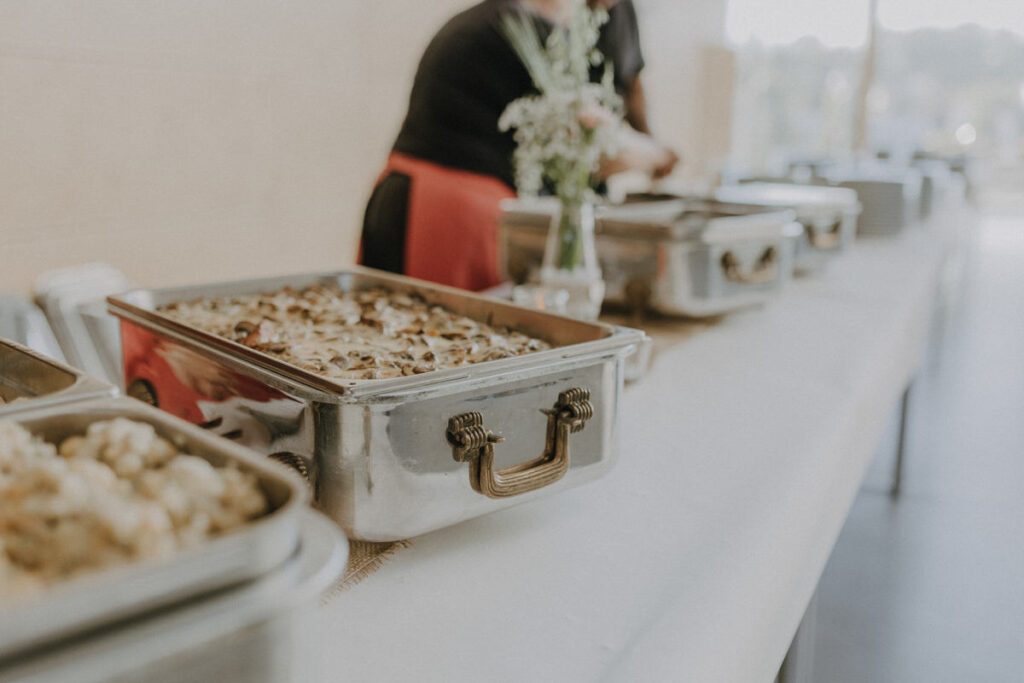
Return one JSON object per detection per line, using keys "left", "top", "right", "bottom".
{"left": 361, "top": 153, "right": 515, "bottom": 292}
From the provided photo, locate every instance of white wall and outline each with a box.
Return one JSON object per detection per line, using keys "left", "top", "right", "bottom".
{"left": 0, "top": 0, "right": 728, "bottom": 294}
{"left": 636, "top": 0, "right": 732, "bottom": 178}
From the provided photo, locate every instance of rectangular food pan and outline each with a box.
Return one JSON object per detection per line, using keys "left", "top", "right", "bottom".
{"left": 0, "top": 397, "right": 308, "bottom": 660}
{"left": 108, "top": 268, "right": 644, "bottom": 540}
{"left": 0, "top": 511, "right": 346, "bottom": 683}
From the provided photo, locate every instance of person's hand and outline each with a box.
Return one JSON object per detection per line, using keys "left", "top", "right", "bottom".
{"left": 651, "top": 145, "right": 680, "bottom": 179}
{"left": 578, "top": 103, "right": 617, "bottom": 132}
{"left": 600, "top": 127, "right": 681, "bottom": 180}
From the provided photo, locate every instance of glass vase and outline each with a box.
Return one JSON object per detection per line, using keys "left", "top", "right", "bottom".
{"left": 539, "top": 198, "right": 605, "bottom": 320}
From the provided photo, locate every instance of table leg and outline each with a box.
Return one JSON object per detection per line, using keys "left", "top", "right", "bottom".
{"left": 777, "top": 588, "right": 819, "bottom": 683}
{"left": 890, "top": 382, "right": 913, "bottom": 498}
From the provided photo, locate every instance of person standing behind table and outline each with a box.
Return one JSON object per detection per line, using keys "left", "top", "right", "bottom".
{"left": 359, "top": 0, "right": 679, "bottom": 292}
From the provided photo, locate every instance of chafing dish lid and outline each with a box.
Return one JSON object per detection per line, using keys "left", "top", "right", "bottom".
{"left": 714, "top": 183, "right": 860, "bottom": 213}
{"left": 502, "top": 197, "right": 797, "bottom": 243}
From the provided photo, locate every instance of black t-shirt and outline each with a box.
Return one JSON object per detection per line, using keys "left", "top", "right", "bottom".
{"left": 596, "top": 0, "right": 645, "bottom": 93}
{"left": 392, "top": 0, "right": 644, "bottom": 189}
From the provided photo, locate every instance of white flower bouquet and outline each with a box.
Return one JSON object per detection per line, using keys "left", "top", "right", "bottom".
{"left": 498, "top": 0, "right": 623, "bottom": 204}
{"left": 499, "top": 0, "right": 622, "bottom": 288}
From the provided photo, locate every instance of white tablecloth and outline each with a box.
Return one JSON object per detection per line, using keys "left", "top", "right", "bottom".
{"left": 314, "top": 223, "right": 953, "bottom": 682}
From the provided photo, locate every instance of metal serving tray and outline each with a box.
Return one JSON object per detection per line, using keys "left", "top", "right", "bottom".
{"left": 0, "top": 339, "right": 116, "bottom": 416}
{"left": 0, "top": 397, "right": 308, "bottom": 660}
{"left": 0, "top": 511, "right": 346, "bottom": 683}
{"left": 108, "top": 267, "right": 643, "bottom": 541}
{"left": 711, "top": 183, "right": 861, "bottom": 274}
{"left": 502, "top": 197, "right": 803, "bottom": 318}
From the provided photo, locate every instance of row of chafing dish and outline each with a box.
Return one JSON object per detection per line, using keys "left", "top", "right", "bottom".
{"left": 502, "top": 185, "right": 862, "bottom": 317}
{"left": 93, "top": 187, "right": 865, "bottom": 547}
{"left": 503, "top": 161, "right": 964, "bottom": 321}
{"left": 732, "top": 158, "right": 966, "bottom": 234}
{"left": 0, "top": 180, "right": 911, "bottom": 680}
{"left": 7, "top": 185, "right": 868, "bottom": 544}
{"left": 0, "top": 340, "right": 347, "bottom": 682}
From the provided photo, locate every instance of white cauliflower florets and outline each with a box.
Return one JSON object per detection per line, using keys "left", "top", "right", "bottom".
{"left": 59, "top": 418, "right": 177, "bottom": 477}
{"left": 0, "top": 418, "right": 269, "bottom": 596}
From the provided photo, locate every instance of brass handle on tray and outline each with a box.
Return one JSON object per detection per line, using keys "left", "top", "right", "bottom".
{"left": 446, "top": 388, "right": 593, "bottom": 499}
{"left": 805, "top": 219, "right": 843, "bottom": 250}
{"left": 721, "top": 246, "right": 777, "bottom": 285}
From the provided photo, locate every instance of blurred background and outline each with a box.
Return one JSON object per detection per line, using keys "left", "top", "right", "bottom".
{"left": 5, "top": 0, "right": 1019, "bottom": 294}
{"left": 0, "top": 0, "right": 728, "bottom": 292}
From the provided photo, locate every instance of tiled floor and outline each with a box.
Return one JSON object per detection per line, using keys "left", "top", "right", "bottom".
{"left": 813, "top": 210, "right": 1024, "bottom": 682}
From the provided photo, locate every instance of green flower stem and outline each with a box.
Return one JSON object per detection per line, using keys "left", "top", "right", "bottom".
{"left": 555, "top": 197, "right": 585, "bottom": 271}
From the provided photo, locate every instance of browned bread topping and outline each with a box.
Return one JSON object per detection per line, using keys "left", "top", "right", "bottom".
{"left": 159, "top": 284, "right": 551, "bottom": 380}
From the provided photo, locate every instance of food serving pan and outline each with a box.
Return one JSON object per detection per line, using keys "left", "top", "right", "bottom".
{"left": 711, "top": 183, "right": 861, "bottom": 274}
{"left": 502, "top": 197, "right": 803, "bottom": 317}
{"left": 0, "top": 339, "right": 116, "bottom": 416}
{"left": 108, "top": 267, "right": 644, "bottom": 541}
{"left": 0, "top": 397, "right": 308, "bottom": 660}
{"left": 0, "top": 510, "right": 346, "bottom": 683}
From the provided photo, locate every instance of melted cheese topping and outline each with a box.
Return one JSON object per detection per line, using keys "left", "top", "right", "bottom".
{"left": 159, "top": 284, "right": 551, "bottom": 380}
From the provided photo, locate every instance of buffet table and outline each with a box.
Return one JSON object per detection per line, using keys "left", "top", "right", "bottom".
{"left": 314, "top": 222, "right": 958, "bottom": 682}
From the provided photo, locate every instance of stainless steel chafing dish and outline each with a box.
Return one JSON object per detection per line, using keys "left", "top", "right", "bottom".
{"left": 826, "top": 169, "right": 923, "bottom": 235}
{"left": 0, "top": 339, "right": 116, "bottom": 416}
{"left": 0, "top": 397, "right": 309, "bottom": 659}
{"left": 501, "top": 197, "right": 803, "bottom": 317}
{"left": 711, "top": 183, "right": 861, "bottom": 274}
{"left": 0, "top": 511, "right": 346, "bottom": 683}
{"left": 108, "top": 268, "right": 644, "bottom": 541}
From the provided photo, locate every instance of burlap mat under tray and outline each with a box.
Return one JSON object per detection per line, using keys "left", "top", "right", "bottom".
{"left": 324, "top": 539, "right": 411, "bottom": 599}
{"left": 322, "top": 316, "right": 706, "bottom": 599}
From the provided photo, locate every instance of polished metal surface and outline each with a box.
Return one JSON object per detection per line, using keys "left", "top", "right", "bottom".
{"left": 0, "top": 397, "right": 309, "bottom": 660}
{"left": 0, "top": 339, "right": 116, "bottom": 416}
{"left": 108, "top": 268, "right": 642, "bottom": 540}
{"left": 0, "top": 511, "right": 346, "bottom": 683}
{"left": 502, "top": 198, "right": 802, "bottom": 318}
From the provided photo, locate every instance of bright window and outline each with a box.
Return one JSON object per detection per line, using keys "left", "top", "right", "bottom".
{"left": 725, "top": 0, "right": 1024, "bottom": 172}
